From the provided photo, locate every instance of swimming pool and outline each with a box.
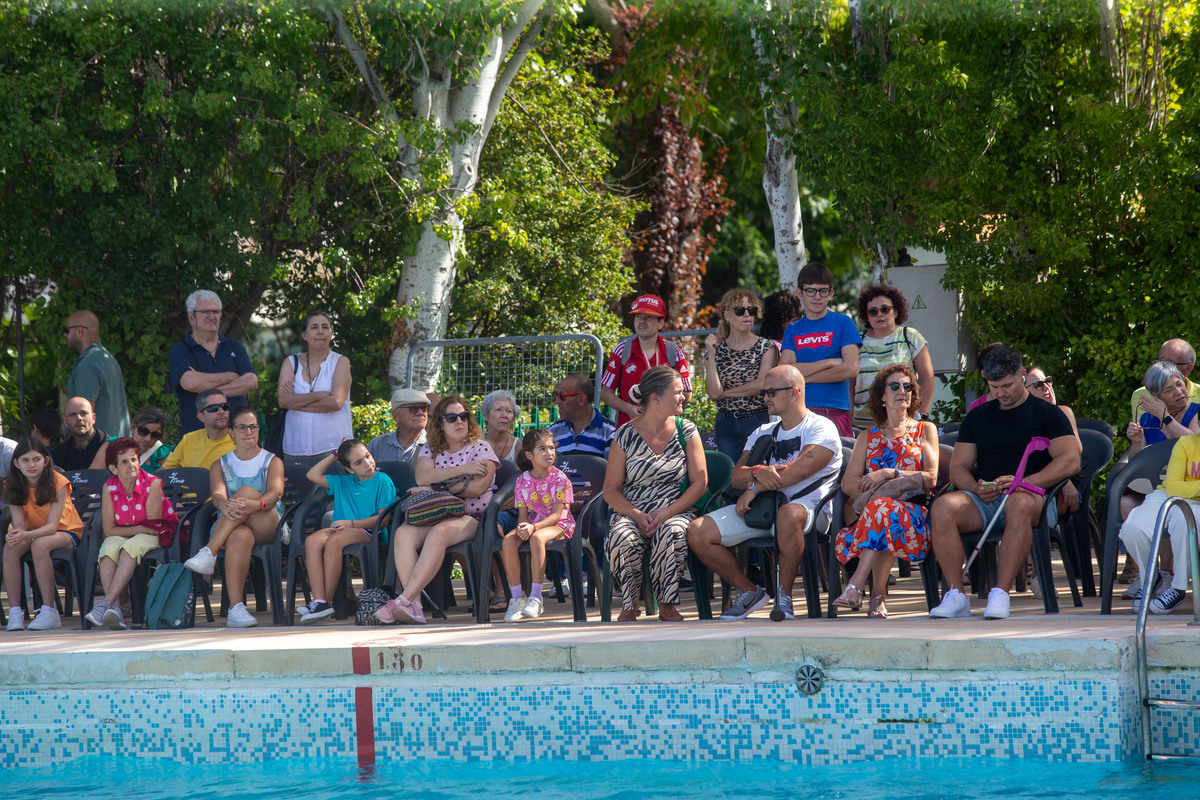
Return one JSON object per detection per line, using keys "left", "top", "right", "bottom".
{"left": 6, "top": 754, "right": 1200, "bottom": 799}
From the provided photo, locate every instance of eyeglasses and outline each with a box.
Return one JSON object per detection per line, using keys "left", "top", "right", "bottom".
{"left": 554, "top": 392, "right": 586, "bottom": 402}
{"left": 234, "top": 423, "right": 260, "bottom": 433}
{"left": 400, "top": 405, "right": 429, "bottom": 413}
{"left": 1028, "top": 377, "right": 1053, "bottom": 390}
{"left": 867, "top": 305, "right": 893, "bottom": 318}
{"left": 137, "top": 426, "right": 164, "bottom": 439}
{"left": 440, "top": 412, "right": 471, "bottom": 424}
{"left": 731, "top": 306, "right": 758, "bottom": 318}
{"left": 886, "top": 382, "right": 915, "bottom": 393}
{"left": 800, "top": 287, "right": 833, "bottom": 298}
{"left": 201, "top": 402, "right": 230, "bottom": 413}
{"left": 63, "top": 325, "right": 85, "bottom": 335}
{"left": 760, "top": 386, "right": 795, "bottom": 399}
{"left": 193, "top": 308, "right": 222, "bottom": 316}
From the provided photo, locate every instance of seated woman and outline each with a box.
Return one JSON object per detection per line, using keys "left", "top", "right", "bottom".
{"left": 603, "top": 366, "right": 708, "bottom": 622}
{"left": 92, "top": 406, "right": 173, "bottom": 471}
{"left": 481, "top": 389, "right": 521, "bottom": 463}
{"left": 1118, "top": 433, "right": 1199, "bottom": 615}
{"left": 704, "top": 288, "right": 777, "bottom": 463}
{"left": 852, "top": 284, "right": 934, "bottom": 432}
{"left": 3, "top": 438, "right": 85, "bottom": 631}
{"left": 184, "top": 406, "right": 284, "bottom": 629}
{"left": 84, "top": 437, "right": 179, "bottom": 630}
{"left": 376, "top": 396, "right": 499, "bottom": 625}
{"left": 1127, "top": 361, "right": 1200, "bottom": 457}
{"left": 277, "top": 311, "right": 353, "bottom": 460}
{"left": 833, "top": 364, "right": 938, "bottom": 619}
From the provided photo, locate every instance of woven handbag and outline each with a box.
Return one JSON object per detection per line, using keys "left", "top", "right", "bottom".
{"left": 401, "top": 490, "right": 465, "bottom": 526}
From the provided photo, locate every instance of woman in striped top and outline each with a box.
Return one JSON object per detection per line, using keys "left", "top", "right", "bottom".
{"left": 852, "top": 285, "right": 934, "bottom": 433}
{"left": 602, "top": 366, "right": 708, "bottom": 621}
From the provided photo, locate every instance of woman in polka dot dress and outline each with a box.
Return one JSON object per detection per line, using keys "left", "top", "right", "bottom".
{"left": 85, "top": 438, "right": 179, "bottom": 630}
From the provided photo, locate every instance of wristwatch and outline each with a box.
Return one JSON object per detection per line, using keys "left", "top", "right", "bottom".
{"left": 1163, "top": 414, "right": 1175, "bottom": 427}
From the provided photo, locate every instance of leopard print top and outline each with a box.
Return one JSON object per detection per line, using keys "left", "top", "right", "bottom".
{"left": 714, "top": 337, "right": 771, "bottom": 417}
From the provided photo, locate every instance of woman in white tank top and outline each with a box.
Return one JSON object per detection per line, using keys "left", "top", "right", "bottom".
{"left": 277, "top": 312, "right": 353, "bottom": 458}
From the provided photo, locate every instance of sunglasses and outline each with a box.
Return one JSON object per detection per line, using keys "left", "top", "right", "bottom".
{"left": 1028, "top": 377, "right": 1053, "bottom": 390}
{"left": 137, "top": 426, "right": 163, "bottom": 439}
{"left": 760, "top": 386, "right": 795, "bottom": 399}
{"left": 201, "top": 402, "right": 230, "bottom": 413}
{"left": 800, "top": 287, "right": 832, "bottom": 297}
{"left": 554, "top": 392, "right": 586, "bottom": 402}
{"left": 731, "top": 306, "right": 758, "bottom": 318}
{"left": 401, "top": 405, "right": 429, "bottom": 413}
{"left": 63, "top": 325, "right": 85, "bottom": 335}
{"left": 867, "top": 305, "right": 893, "bottom": 318}
{"left": 440, "top": 412, "right": 471, "bottom": 424}
{"left": 886, "top": 382, "right": 915, "bottom": 393}
{"left": 234, "top": 423, "right": 260, "bottom": 433}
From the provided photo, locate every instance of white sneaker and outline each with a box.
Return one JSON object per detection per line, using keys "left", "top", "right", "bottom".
{"left": 84, "top": 601, "right": 110, "bottom": 629}
{"left": 27, "top": 606, "right": 62, "bottom": 630}
{"left": 6, "top": 607, "right": 25, "bottom": 631}
{"left": 983, "top": 587, "right": 1011, "bottom": 620}
{"left": 503, "top": 596, "right": 527, "bottom": 623}
{"left": 226, "top": 602, "right": 257, "bottom": 628}
{"left": 520, "top": 596, "right": 544, "bottom": 619}
{"left": 929, "top": 587, "right": 971, "bottom": 619}
{"left": 184, "top": 546, "right": 217, "bottom": 576}
{"left": 103, "top": 606, "right": 128, "bottom": 630}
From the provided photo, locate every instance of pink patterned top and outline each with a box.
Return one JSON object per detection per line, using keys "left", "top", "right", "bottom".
{"left": 515, "top": 467, "right": 576, "bottom": 538}
{"left": 105, "top": 469, "right": 179, "bottom": 529}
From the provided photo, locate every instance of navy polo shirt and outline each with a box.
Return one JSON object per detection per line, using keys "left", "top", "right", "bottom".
{"left": 168, "top": 335, "right": 256, "bottom": 434}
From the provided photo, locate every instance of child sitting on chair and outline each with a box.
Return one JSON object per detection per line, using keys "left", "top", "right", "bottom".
{"left": 501, "top": 429, "right": 574, "bottom": 622}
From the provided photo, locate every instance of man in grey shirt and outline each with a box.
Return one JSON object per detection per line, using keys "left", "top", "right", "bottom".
{"left": 367, "top": 388, "right": 430, "bottom": 464}
{"left": 65, "top": 310, "right": 130, "bottom": 437}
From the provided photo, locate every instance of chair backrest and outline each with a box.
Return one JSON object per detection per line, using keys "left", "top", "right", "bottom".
{"left": 1077, "top": 428, "right": 1115, "bottom": 489}
{"left": 58, "top": 468, "right": 112, "bottom": 496}
{"left": 702, "top": 450, "right": 735, "bottom": 499}
{"left": 376, "top": 461, "right": 418, "bottom": 496}
{"left": 1076, "top": 417, "right": 1115, "bottom": 440}
{"left": 1104, "top": 439, "right": 1174, "bottom": 543}
{"left": 939, "top": 430, "right": 959, "bottom": 448}
{"left": 154, "top": 466, "right": 215, "bottom": 554}
{"left": 281, "top": 462, "right": 316, "bottom": 509}
{"left": 939, "top": 421, "right": 962, "bottom": 435}
{"left": 494, "top": 459, "right": 520, "bottom": 494}
{"left": 555, "top": 453, "right": 608, "bottom": 515}
{"left": 840, "top": 436, "right": 858, "bottom": 450}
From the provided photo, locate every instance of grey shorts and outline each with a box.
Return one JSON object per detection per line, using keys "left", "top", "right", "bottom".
{"left": 705, "top": 500, "right": 829, "bottom": 547}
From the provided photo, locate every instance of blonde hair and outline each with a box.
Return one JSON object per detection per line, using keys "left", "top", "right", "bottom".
{"left": 714, "top": 288, "right": 761, "bottom": 342}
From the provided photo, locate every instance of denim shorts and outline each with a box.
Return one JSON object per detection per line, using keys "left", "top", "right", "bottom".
{"left": 965, "top": 490, "right": 1058, "bottom": 531}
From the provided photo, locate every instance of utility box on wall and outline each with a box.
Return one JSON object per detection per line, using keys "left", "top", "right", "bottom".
{"left": 882, "top": 248, "right": 975, "bottom": 375}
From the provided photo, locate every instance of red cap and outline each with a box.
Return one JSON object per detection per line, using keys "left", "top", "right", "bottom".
{"left": 630, "top": 294, "right": 666, "bottom": 319}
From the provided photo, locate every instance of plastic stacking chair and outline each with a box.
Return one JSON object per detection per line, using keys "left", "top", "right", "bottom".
{"left": 1099, "top": 438, "right": 1174, "bottom": 614}
{"left": 1054, "top": 429, "right": 1114, "bottom": 598}
{"left": 1076, "top": 418, "right": 1115, "bottom": 440}
{"left": 15, "top": 485, "right": 101, "bottom": 619}
{"left": 475, "top": 453, "right": 608, "bottom": 623}
{"left": 826, "top": 443, "right": 952, "bottom": 618}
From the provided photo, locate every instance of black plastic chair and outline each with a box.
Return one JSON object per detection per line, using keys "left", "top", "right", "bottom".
{"left": 14, "top": 485, "right": 101, "bottom": 619}
{"left": 1099, "top": 438, "right": 1174, "bottom": 614}
{"left": 1055, "top": 429, "right": 1114, "bottom": 598}
{"left": 939, "top": 430, "right": 959, "bottom": 448}
{"left": 826, "top": 443, "right": 951, "bottom": 618}
{"left": 475, "top": 453, "right": 608, "bottom": 623}
{"left": 1076, "top": 417, "right": 1116, "bottom": 440}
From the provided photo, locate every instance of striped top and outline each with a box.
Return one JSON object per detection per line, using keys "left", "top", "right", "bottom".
{"left": 548, "top": 411, "right": 615, "bottom": 456}
{"left": 852, "top": 326, "right": 928, "bottom": 432}
{"left": 612, "top": 418, "right": 696, "bottom": 511}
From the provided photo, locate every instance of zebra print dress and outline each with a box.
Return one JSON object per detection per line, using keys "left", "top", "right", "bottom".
{"left": 605, "top": 418, "right": 698, "bottom": 610}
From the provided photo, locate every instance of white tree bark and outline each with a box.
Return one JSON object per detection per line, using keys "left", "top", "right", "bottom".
{"left": 327, "top": 0, "right": 548, "bottom": 390}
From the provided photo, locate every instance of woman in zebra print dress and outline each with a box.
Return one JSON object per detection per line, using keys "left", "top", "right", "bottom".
{"left": 603, "top": 366, "right": 708, "bottom": 621}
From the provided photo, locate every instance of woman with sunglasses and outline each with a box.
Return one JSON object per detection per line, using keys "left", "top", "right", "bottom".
{"left": 852, "top": 284, "right": 934, "bottom": 433}
{"left": 834, "top": 364, "right": 938, "bottom": 618}
{"left": 93, "top": 407, "right": 174, "bottom": 473}
{"left": 376, "top": 396, "right": 499, "bottom": 625}
{"left": 704, "top": 289, "right": 778, "bottom": 462}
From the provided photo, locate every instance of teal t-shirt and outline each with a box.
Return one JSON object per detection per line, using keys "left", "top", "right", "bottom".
{"left": 326, "top": 471, "right": 397, "bottom": 524}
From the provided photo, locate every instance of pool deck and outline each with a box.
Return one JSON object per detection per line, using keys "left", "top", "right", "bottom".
{"left": 2, "top": 573, "right": 1197, "bottom": 688}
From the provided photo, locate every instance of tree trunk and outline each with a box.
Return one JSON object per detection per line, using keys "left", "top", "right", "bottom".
{"left": 762, "top": 117, "right": 804, "bottom": 290}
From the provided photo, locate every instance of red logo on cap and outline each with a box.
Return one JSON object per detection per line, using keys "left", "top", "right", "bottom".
{"left": 631, "top": 295, "right": 665, "bottom": 318}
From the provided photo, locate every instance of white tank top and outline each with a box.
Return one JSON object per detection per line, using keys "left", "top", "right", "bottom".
{"left": 282, "top": 350, "right": 353, "bottom": 457}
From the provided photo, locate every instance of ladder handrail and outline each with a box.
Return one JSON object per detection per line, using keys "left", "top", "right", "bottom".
{"left": 1133, "top": 495, "right": 1200, "bottom": 759}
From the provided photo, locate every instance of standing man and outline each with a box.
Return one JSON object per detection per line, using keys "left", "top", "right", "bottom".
{"left": 169, "top": 290, "right": 258, "bottom": 435}
{"left": 779, "top": 262, "right": 861, "bottom": 437}
{"left": 161, "top": 389, "right": 235, "bottom": 469}
{"left": 51, "top": 397, "right": 107, "bottom": 470}
{"left": 548, "top": 374, "right": 615, "bottom": 456}
{"left": 928, "top": 345, "right": 1079, "bottom": 620}
{"left": 685, "top": 366, "right": 842, "bottom": 621}
{"left": 366, "top": 388, "right": 430, "bottom": 464}
{"left": 600, "top": 294, "right": 692, "bottom": 426}
{"left": 64, "top": 310, "right": 129, "bottom": 437}
{"left": 1130, "top": 338, "right": 1200, "bottom": 420}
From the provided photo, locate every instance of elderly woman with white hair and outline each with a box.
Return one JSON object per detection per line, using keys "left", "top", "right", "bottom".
{"left": 481, "top": 389, "right": 521, "bottom": 463}
{"left": 1127, "top": 361, "right": 1200, "bottom": 457}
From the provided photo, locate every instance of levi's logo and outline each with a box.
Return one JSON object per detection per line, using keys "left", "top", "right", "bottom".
{"left": 793, "top": 332, "right": 833, "bottom": 349}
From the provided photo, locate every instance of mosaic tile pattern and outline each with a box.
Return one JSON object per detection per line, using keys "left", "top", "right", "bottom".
{"left": 1, "top": 674, "right": 1185, "bottom": 767}
{"left": 1147, "top": 675, "right": 1200, "bottom": 757}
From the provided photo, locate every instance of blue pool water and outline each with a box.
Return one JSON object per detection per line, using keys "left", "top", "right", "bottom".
{"left": 7, "top": 755, "right": 1200, "bottom": 799}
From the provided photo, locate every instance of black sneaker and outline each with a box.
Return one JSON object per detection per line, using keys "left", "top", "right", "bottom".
{"left": 1149, "top": 587, "right": 1187, "bottom": 615}
{"left": 299, "top": 600, "right": 334, "bottom": 624}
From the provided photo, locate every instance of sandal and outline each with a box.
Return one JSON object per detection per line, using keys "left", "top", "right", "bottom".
{"left": 868, "top": 595, "right": 887, "bottom": 619}
{"left": 617, "top": 605, "right": 640, "bottom": 622}
{"left": 833, "top": 583, "right": 863, "bottom": 610}
{"left": 488, "top": 596, "right": 508, "bottom": 613}
{"left": 658, "top": 604, "right": 684, "bottom": 622}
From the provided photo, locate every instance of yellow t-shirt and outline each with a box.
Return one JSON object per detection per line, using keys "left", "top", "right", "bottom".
{"left": 161, "top": 430, "right": 234, "bottom": 470}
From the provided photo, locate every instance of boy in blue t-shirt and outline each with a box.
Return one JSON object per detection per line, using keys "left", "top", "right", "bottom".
{"left": 779, "top": 262, "right": 861, "bottom": 436}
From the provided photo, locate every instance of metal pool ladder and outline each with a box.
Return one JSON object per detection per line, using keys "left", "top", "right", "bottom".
{"left": 1132, "top": 497, "right": 1200, "bottom": 760}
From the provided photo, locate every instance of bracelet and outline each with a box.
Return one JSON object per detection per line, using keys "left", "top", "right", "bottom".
{"left": 752, "top": 465, "right": 760, "bottom": 480}
{"left": 259, "top": 498, "right": 267, "bottom": 511}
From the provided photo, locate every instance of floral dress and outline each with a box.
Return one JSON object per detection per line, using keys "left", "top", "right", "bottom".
{"left": 834, "top": 419, "right": 930, "bottom": 564}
